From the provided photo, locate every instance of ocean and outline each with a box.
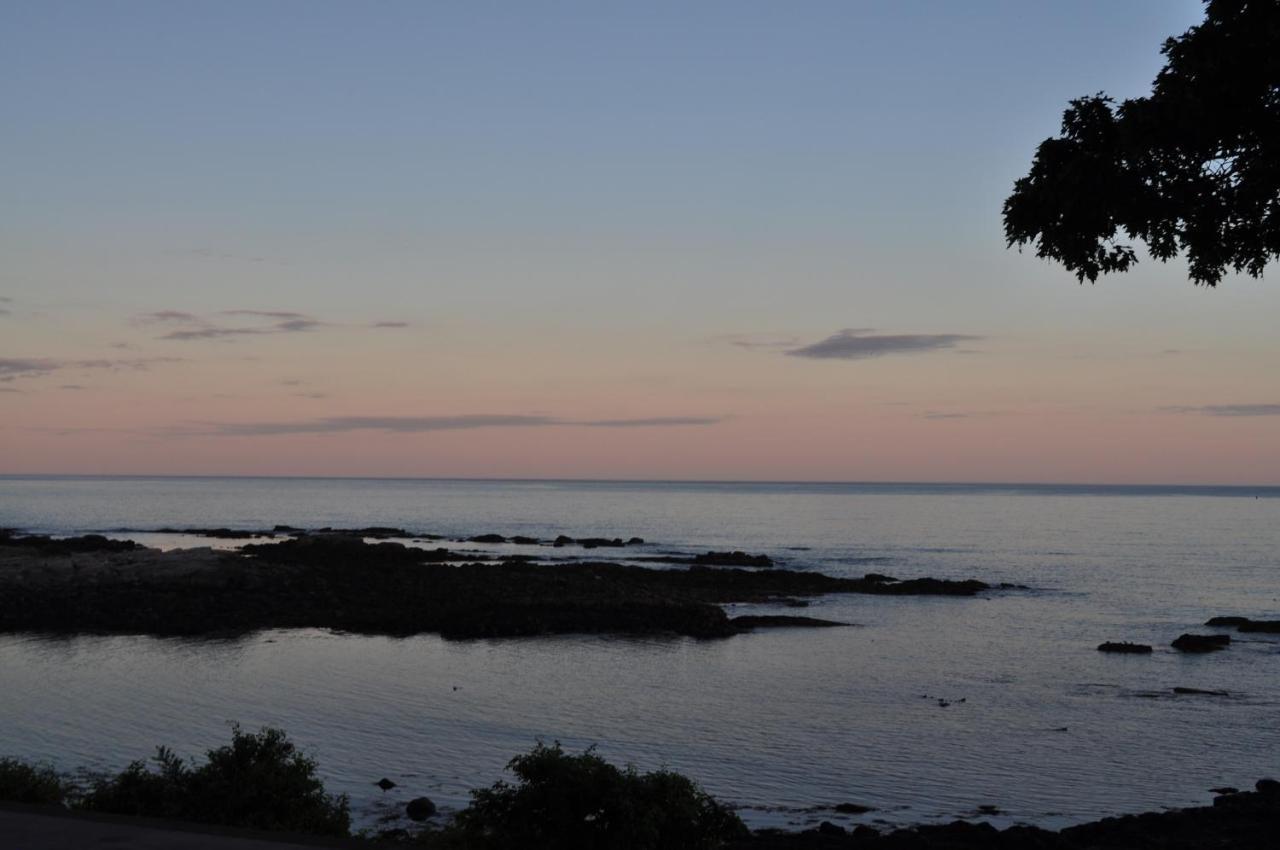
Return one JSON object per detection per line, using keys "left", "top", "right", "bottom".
{"left": 2, "top": 475, "right": 1278, "bottom": 831}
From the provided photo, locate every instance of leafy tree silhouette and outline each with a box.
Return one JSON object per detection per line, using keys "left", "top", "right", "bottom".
{"left": 1004, "top": 0, "right": 1280, "bottom": 286}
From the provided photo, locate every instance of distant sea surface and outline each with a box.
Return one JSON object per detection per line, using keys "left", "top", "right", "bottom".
{"left": 2, "top": 475, "right": 1278, "bottom": 831}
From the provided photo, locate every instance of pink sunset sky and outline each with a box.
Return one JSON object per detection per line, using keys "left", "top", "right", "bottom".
{"left": 2, "top": 1, "right": 1277, "bottom": 484}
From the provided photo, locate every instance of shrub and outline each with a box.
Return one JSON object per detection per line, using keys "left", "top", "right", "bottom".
{"left": 446, "top": 742, "right": 746, "bottom": 850}
{"left": 80, "top": 726, "right": 349, "bottom": 836}
{"left": 0, "top": 757, "right": 68, "bottom": 805}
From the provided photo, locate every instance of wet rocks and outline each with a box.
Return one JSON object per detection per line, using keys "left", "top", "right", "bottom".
{"left": 1205, "top": 616, "right": 1252, "bottom": 627}
{"left": 511, "top": 536, "right": 540, "bottom": 545}
{"left": 552, "top": 535, "right": 575, "bottom": 547}
{"left": 1171, "top": 633, "right": 1231, "bottom": 652}
{"left": 405, "top": 796, "right": 437, "bottom": 821}
{"left": 468, "top": 534, "right": 507, "bottom": 544}
{"left": 1097, "top": 641, "right": 1153, "bottom": 653}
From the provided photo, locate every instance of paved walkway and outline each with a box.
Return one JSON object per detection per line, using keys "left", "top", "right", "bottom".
{"left": 0, "top": 804, "right": 372, "bottom": 850}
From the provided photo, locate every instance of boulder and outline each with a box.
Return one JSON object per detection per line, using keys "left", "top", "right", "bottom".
{"left": 406, "top": 796, "right": 437, "bottom": 821}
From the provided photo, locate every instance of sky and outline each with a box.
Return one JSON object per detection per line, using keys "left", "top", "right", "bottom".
{"left": 2, "top": 0, "right": 1277, "bottom": 484}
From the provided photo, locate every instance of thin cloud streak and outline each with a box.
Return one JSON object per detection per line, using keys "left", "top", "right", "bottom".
{"left": 786, "top": 329, "right": 981, "bottom": 360}
{"left": 1165, "top": 403, "right": 1280, "bottom": 417}
{"left": 0, "top": 356, "right": 183, "bottom": 382}
{"left": 179, "top": 414, "right": 726, "bottom": 437}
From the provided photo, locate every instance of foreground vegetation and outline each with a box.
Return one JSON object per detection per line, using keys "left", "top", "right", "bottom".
{"left": 3, "top": 726, "right": 1279, "bottom": 849}
{"left": 0, "top": 728, "right": 745, "bottom": 849}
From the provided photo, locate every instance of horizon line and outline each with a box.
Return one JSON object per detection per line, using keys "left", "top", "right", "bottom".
{"left": 1, "top": 473, "right": 1277, "bottom": 491}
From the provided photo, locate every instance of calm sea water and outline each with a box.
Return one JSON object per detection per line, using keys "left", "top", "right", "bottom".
{"left": 2, "top": 476, "right": 1279, "bottom": 831}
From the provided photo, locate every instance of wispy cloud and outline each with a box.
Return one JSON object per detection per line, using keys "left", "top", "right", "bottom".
{"left": 717, "top": 333, "right": 800, "bottom": 351}
{"left": 580, "top": 416, "right": 723, "bottom": 427}
{"left": 1164, "top": 404, "right": 1280, "bottom": 417}
{"left": 372, "top": 320, "right": 411, "bottom": 329}
{"left": 786, "top": 329, "right": 981, "bottom": 360}
{"left": 0, "top": 356, "right": 184, "bottom": 383}
{"left": 159, "top": 319, "right": 324, "bottom": 340}
{"left": 221, "top": 309, "right": 308, "bottom": 320}
{"left": 0, "top": 358, "right": 61, "bottom": 381}
{"left": 135, "top": 310, "right": 201, "bottom": 324}
{"left": 136, "top": 308, "right": 361, "bottom": 341}
{"left": 171, "top": 414, "right": 726, "bottom": 437}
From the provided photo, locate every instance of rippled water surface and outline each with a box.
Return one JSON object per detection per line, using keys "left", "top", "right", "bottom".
{"left": 2, "top": 476, "right": 1278, "bottom": 830}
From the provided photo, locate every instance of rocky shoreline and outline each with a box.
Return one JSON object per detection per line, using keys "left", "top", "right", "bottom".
{"left": 735, "top": 781, "right": 1280, "bottom": 849}
{"left": 0, "top": 530, "right": 999, "bottom": 640}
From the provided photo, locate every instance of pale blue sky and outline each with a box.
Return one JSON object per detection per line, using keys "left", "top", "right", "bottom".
{"left": 6, "top": 1, "right": 1279, "bottom": 483}
{"left": 5, "top": 0, "right": 1207, "bottom": 324}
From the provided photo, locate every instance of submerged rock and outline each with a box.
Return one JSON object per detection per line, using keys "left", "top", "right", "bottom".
{"left": 832, "top": 802, "right": 874, "bottom": 814}
{"left": 1173, "top": 687, "right": 1229, "bottom": 696}
{"left": 468, "top": 534, "right": 507, "bottom": 544}
{"left": 375, "top": 778, "right": 396, "bottom": 791}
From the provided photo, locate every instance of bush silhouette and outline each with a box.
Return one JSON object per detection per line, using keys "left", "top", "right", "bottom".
{"left": 80, "top": 725, "right": 349, "bottom": 836}
{"left": 0, "top": 757, "right": 68, "bottom": 805}
{"left": 447, "top": 742, "right": 746, "bottom": 850}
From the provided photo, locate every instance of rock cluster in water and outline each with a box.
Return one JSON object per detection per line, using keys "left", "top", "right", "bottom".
{"left": 0, "top": 531, "right": 994, "bottom": 640}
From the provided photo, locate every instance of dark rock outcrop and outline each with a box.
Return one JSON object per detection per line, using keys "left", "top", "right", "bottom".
{"left": 1097, "top": 641, "right": 1153, "bottom": 653}
{"left": 0, "top": 531, "right": 141, "bottom": 553}
{"left": 693, "top": 551, "right": 774, "bottom": 567}
{"left": 1205, "top": 616, "right": 1280, "bottom": 633}
{"left": 729, "top": 615, "right": 848, "bottom": 631}
{"left": 1172, "top": 633, "right": 1231, "bottom": 653}
{"left": 405, "top": 796, "right": 437, "bottom": 821}
{"left": 2, "top": 535, "right": 995, "bottom": 640}
{"left": 735, "top": 783, "right": 1280, "bottom": 849}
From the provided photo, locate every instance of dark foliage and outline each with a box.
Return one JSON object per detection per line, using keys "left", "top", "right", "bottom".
{"left": 446, "top": 742, "right": 747, "bottom": 850}
{"left": 0, "top": 757, "right": 68, "bottom": 805}
{"left": 80, "top": 726, "right": 349, "bottom": 836}
{"left": 1004, "top": 1, "right": 1280, "bottom": 285}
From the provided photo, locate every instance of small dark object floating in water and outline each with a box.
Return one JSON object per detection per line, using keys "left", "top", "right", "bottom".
{"left": 1173, "top": 687, "right": 1230, "bottom": 696}
{"left": 376, "top": 778, "right": 396, "bottom": 791}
